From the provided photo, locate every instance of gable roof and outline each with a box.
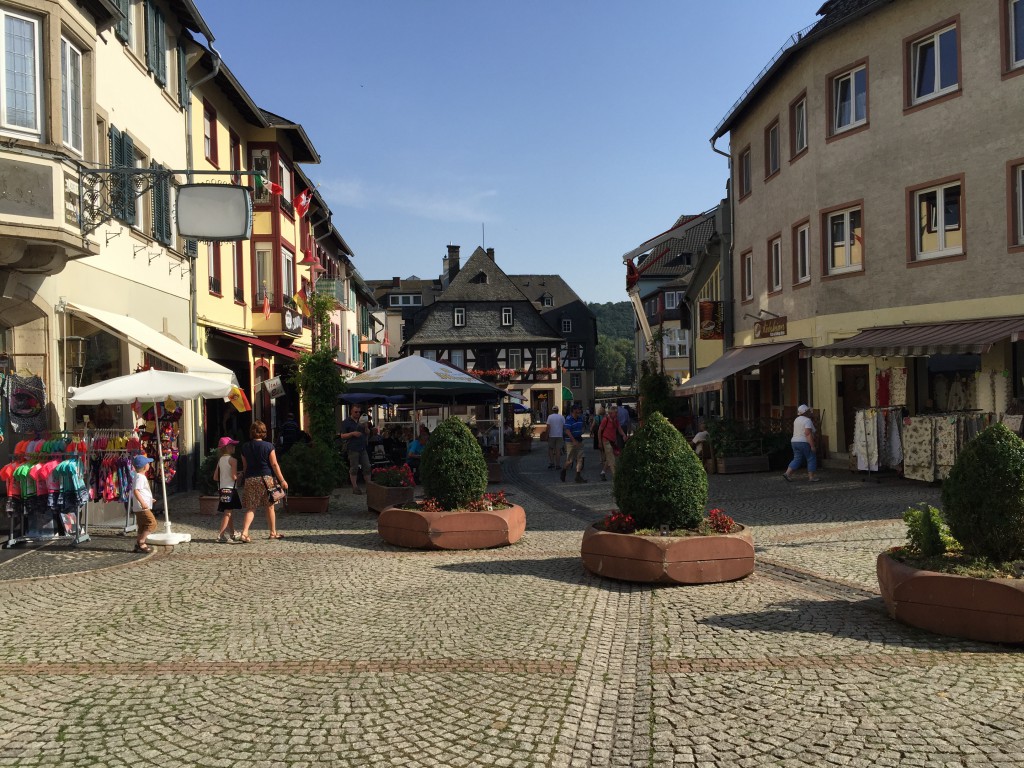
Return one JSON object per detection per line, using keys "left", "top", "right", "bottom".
{"left": 633, "top": 209, "right": 717, "bottom": 279}
{"left": 260, "top": 109, "right": 320, "bottom": 164}
{"left": 509, "top": 274, "right": 589, "bottom": 312}
{"left": 437, "top": 247, "right": 533, "bottom": 302}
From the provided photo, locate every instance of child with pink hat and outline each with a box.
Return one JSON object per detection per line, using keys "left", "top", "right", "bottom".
{"left": 214, "top": 437, "right": 242, "bottom": 543}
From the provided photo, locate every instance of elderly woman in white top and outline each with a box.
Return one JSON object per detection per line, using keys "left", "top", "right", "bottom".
{"left": 783, "top": 405, "right": 819, "bottom": 482}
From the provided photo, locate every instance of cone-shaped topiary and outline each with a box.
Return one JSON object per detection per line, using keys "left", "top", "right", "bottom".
{"left": 420, "top": 417, "right": 488, "bottom": 510}
{"left": 613, "top": 411, "right": 708, "bottom": 530}
{"left": 941, "top": 422, "right": 1024, "bottom": 562}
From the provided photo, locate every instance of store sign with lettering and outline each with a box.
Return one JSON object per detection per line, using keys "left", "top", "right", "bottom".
{"left": 753, "top": 316, "right": 788, "bottom": 339}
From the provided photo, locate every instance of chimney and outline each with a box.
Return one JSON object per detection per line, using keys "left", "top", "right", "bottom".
{"left": 392, "top": 276, "right": 400, "bottom": 287}
{"left": 486, "top": 247, "right": 495, "bottom": 261}
{"left": 443, "top": 244, "right": 461, "bottom": 285}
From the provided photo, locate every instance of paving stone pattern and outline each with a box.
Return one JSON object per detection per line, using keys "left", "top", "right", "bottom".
{"left": 1, "top": 442, "right": 1022, "bottom": 766}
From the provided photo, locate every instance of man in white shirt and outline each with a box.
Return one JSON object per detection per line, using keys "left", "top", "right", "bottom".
{"left": 546, "top": 406, "right": 566, "bottom": 469}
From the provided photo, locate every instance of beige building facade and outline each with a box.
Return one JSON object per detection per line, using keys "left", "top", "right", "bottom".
{"left": 708, "top": 0, "right": 1024, "bottom": 452}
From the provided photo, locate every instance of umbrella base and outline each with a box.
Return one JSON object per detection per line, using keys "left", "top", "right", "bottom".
{"left": 148, "top": 531, "right": 192, "bottom": 546}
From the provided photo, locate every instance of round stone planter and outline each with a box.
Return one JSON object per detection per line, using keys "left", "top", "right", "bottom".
{"left": 198, "top": 495, "right": 220, "bottom": 516}
{"left": 284, "top": 495, "right": 330, "bottom": 514}
{"left": 580, "top": 523, "right": 755, "bottom": 584}
{"left": 366, "top": 481, "right": 415, "bottom": 514}
{"left": 877, "top": 552, "right": 1024, "bottom": 644}
{"left": 378, "top": 503, "right": 526, "bottom": 550}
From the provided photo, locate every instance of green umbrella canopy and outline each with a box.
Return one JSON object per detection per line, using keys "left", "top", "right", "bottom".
{"left": 344, "top": 355, "right": 510, "bottom": 403}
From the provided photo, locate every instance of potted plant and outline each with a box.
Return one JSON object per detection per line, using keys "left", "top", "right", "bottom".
{"left": 378, "top": 417, "right": 525, "bottom": 549}
{"left": 877, "top": 423, "right": 1024, "bottom": 643}
{"left": 581, "top": 412, "right": 755, "bottom": 584}
{"left": 708, "top": 419, "right": 770, "bottom": 474}
{"left": 504, "top": 423, "right": 534, "bottom": 455}
{"left": 366, "top": 463, "right": 416, "bottom": 514}
{"left": 275, "top": 440, "right": 337, "bottom": 513}
{"left": 197, "top": 448, "right": 221, "bottom": 516}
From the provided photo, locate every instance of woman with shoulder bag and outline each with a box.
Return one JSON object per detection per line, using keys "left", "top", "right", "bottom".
{"left": 238, "top": 419, "right": 288, "bottom": 542}
{"left": 599, "top": 404, "right": 627, "bottom": 479}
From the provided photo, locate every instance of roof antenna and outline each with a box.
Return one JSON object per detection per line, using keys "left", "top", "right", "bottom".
{"left": 482, "top": 222, "right": 485, "bottom": 249}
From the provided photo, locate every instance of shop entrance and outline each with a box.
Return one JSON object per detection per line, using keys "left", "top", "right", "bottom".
{"left": 838, "top": 364, "right": 870, "bottom": 450}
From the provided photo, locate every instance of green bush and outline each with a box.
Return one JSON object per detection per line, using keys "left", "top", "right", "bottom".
{"left": 707, "top": 419, "right": 764, "bottom": 458}
{"left": 420, "top": 417, "right": 488, "bottom": 510}
{"left": 276, "top": 440, "right": 341, "bottom": 497}
{"left": 198, "top": 449, "right": 222, "bottom": 495}
{"left": 613, "top": 411, "right": 707, "bottom": 530}
{"left": 941, "top": 423, "right": 1024, "bottom": 561}
{"left": 903, "top": 503, "right": 954, "bottom": 557}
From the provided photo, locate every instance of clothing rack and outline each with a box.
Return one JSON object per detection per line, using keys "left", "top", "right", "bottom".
{"left": 853, "top": 406, "right": 905, "bottom": 483}
{"left": 83, "top": 428, "right": 144, "bottom": 535}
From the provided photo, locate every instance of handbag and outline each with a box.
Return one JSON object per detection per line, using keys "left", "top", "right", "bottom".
{"left": 263, "top": 476, "right": 286, "bottom": 503}
{"left": 219, "top": 490, "right": 234, "bottom": 504}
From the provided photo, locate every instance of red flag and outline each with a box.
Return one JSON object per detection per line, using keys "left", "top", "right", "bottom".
{"left": 255, "top": 173, "right": 283, "bottom": 196}
{"left": 262, "top": 291, "right": 271, "bottom": 320}
{"left": 294, "top": 188, "right": 312, "bottom": 218}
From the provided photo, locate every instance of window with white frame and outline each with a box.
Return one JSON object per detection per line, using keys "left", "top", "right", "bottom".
{"left": 255, "top": 247, "right": 274, "bottom": 304}
{"left": 742, "top": 251, "right": 753, "bottom": 300}
{"left": 1, "top": 8, "right": 41, "bottom": 141}
{"left": 451, "top": 350, "right": 464, "bottom": 369}
{"left": 1012, "top": 0, "right": 1024, "bottom": 69}
{"left": 795, "top": 223, "right": 810, "bottom": 283}
{"left": 133, "top": 150, "right": 147, "bottom": 233}
{"left": 207, "top": 243, "right": 220, "bottom": 295}
{"left": 278, "top": 157, "right": 292, "bottom": 202}
{"left": 535, "top": 348, "right": 550, "bottom": 369}
{"left": 501, "top": 306, "right": 513, "bottom": 326}
{"left": 765, "top": 121, "right": 780, "bottom": 177}
{"left": 914, "top": 181, "right": 962, "bottom": 259}
{"left": 739, "top": 147, "right": 751, "bottom": 197}
{"left": 542, "top": 295, "right": 553, "bottom": 307}
{"left": 60, "top": 37, "right": 83, "bottom": 153}
{"left": 422, "top": 350, "right": 436, "bottom": 361}
{"left": 507, "top": 348, "right": 521, "bottom": 370}
{"left": 769, "top": 237, "right": 782, "bottom": 291}
{"left": 568, "top": 343, "right": 582, "bottom": 360}
{"left": 561, "top": 318, "right": 572, "bottom": 333}
{"left": 281, "top": 246, "right": 295, "bottom": 299}
{"left": 570, "top": 373, "right": 581, "bottom": 388}
{"left": 664, "top": 291, "right": 679, "bottom": 310}
{"left": 453, "top": 306, "right": 465, "bottom": 327}
{"left": 826, "top": 207, "right": 863, "bottom": 273}
{"left": 662, "top": 327, "right": 689, "bottom": 358}
{"left": 232, "top": 241, "right": 243, "bottom": 301}
{"left": 203, "top": 103, "right": 217, "bottom": 163}
{"left": 1016, "top": 165, "right": 1024, "bottom": 245}
{"left": 911, "top": 25, "right": 958, "bottom": 104}
{"left": 832, "top": 64, "right": 867, "bottom": 133}
{"left": 792, "top": 96, "right": 807, "bottom": 155}
{"left": 389, "top": 294, "right": 422, "bottom": 306}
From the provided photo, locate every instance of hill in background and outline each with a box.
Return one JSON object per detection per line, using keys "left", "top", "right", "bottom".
{"left": 588, "top": 301, "right": 633, "bottom": 341}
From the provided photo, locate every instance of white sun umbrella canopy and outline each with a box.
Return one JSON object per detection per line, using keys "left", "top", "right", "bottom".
{"left": 69, "top": 369, "right": 235, "bottom": 545}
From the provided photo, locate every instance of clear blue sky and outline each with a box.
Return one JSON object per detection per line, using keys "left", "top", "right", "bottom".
{"left": 197, "top": 1, "right": 818, "bottom": 304}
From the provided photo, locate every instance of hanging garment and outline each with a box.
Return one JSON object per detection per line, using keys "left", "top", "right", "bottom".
{"left": 889, "top": 367, "right": 908, "bottom": 407}
{"left": 887, "top": 410, "right": 904, "bottom": 467}
{"left": 855, "top": 410, "right": 880, "bottom": 471}
{"left": 876, "top": 370, "right": 891, "bottom": 408}
{"left": 946, "top": 375, "right": 968, "bottom": 412}
{"left": 8, "top": 374, "right": 46, "bottom": 434}
{"left": 902, "top": 417, "right": 936, "bottom": 482}
{"left": 934, "top": 417, "right": 959, "bottom": 480}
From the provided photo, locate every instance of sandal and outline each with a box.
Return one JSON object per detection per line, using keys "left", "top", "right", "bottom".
{"left": 133, "top": 543, "right": 152, "bottom": 554}
{"left": 268, "top": 532, "right": 285, "bottom": 539}
{"left": 238, "top": 534, "right": 252, "bottom": 543}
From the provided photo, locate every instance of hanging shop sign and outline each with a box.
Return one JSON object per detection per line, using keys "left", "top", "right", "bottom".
{"left": 753, "top": 316, "right": 788, "bottom": 339}
{"left": 699, "top": 301, "right": 724, "bottom": 340}
{"left": 282, "top": 306, "right": 303, "bottom": 337}
{"left": 264, "top": 376, "right": 285, "bottom": 399}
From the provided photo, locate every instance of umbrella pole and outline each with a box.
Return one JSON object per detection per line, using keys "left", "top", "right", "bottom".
{"left": 147, "top": 398, "right": 192, "bottom": 546}
{"left": 499, "top": 400, "right": 505, "bottom": 457}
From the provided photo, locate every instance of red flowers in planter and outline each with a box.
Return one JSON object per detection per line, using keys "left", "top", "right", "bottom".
{"left": 600, "top": 511, "right": 637, "bottom": 533}
{"left": 371, "top": 463, "right": 415, "bottom": 488}
{"left": 705, "top": 508, "right": 736, "bottom": 534}
{"left": 418, "top": 490, "right": 512, "bottom": 513}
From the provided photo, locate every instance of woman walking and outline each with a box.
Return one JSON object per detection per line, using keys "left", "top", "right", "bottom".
{"left": 598, "top": 404, "right": 627, "bottom": 479}
{"left": 238, "top": 420, "right": 289, "bottom": 542}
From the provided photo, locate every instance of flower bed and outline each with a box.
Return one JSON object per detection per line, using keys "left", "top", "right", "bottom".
{"left": 378, "top": 496, "right": 526, "bottom": 550}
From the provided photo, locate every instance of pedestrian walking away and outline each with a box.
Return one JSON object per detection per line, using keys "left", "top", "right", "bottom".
{"left": 599, "top": 404, "right": 627, "bottom": 478}
{"left": 546, "top": 406, "right": 565, "bottom": 469}
{"left": 783, "top": 404, "right": 819, "bottom": 482}
{"left": 214, "top": 436, "right": 242, "bottom": 543}
{"left": 561, "top": 403, "right": 588, "bottom": 483}
{"left": 339, "top": 405, "right": 372, "bottom": 494}
{"left": 239, "top": 419, "right": 289, "bottom": 541}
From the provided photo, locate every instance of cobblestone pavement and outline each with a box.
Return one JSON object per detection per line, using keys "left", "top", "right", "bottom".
{"left": 1, "top": 443, "right": 1022, "bottom": 767}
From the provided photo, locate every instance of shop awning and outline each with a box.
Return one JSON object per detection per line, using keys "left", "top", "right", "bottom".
{"left": 804, "top": 316, "right": 1024, "bottom": 358}
{"left": 677, "top": 341, "right": 805, "bottom": 396}
{"left": 66, "top": 302, "right": 237, "bottom": 385}
{"left": 217, "top": 329, "right": 302, "bottom": 360}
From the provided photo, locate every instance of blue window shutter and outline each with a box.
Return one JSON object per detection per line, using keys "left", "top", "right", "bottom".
{"left": 177, "top": 42, "right": 188, "bottom": 107}
{"left": 114, "top": 0, "right": 130, "bottom": 42}
{"left": 154, "top": 12, "right": 167, "bottom": 87}
{"left": 108, "top": 126, "right": 124, "bottom": 221}
{"left": 121, "top": 132, "right": 135, "bottom": 226}
{"left": 144, "top": 0, "right": 156, "bottom": 73}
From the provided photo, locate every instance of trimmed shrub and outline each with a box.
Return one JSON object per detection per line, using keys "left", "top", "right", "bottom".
{"left": 941, "top": 423, "right": 1024, "bottom": 562}
{"left": 613, "top": 411, "right": 708, "bottom": 530}
{"left": 420, "top": 418, "right": 488, "bottom": 510}
{"left": 903, "top": 503, "right": 953, "bottom": 557}
{"left": 277, "top": 441, "right": 341, "bottom": 497}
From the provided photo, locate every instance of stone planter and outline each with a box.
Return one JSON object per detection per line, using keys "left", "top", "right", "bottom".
{"left": 366, "top": 480, "right": 415, "bottom": 514}
{"left": 876, "top": 553, "right": 1024, "bottom": 644}
{"left": 715, "top": 456, "right": 770, "bottom": 474}
{"left": 504, "top": 440, "right": 532, "bottom": 456}
{"left": 378, "top": 503, "right": 526, "bottom": 550}
{"left": 284, "top": 495, "right": 330, "bottom": 514}
{"left": 486, "top": 461, "right": 503, "bottom": 484}
{"left": 198, "top": 496, "right": 220, "bottom": 516}
{"left": 581, "top": 523, "right": 755, "bottom": 584}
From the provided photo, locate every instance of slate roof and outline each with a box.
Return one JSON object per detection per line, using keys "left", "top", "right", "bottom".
{"left": 435, "top": 247, "right": 534, "bottom": 302}
{"left": 635, "top": 210, "right": 716, "bottom": 279}
{"left": 713, "top": 0, "right": 894, "bottom": 140}
{"left": 509, "top": 274, "right": 594, "bottom": 317}
{"left": 259, "top": 109, "right": 320, "bottom": 164}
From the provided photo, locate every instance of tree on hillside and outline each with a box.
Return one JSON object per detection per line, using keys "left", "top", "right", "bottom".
{"left": 588, "top": 301, "right": 634, "bottom": 341}
{"left": 596, "top": 335, "right": 636, "bottom": 386}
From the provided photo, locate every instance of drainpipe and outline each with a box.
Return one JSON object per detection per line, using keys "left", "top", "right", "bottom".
{"left": 183, "top": 42, "right": 222, "bottom": 488}
{"left": 710, "top": 136, "right": 735, "bottom": 418}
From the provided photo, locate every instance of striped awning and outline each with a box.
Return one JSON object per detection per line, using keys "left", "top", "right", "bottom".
{"left": 804, "top": 316, "right": 1024, "bottom": 358}
{"left": 678, "top": 341, "right": 805, "bottom": 395}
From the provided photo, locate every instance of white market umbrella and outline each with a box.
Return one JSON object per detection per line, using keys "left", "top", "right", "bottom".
{"left": 69, "top": 369, "right": 235, "bottom": 545}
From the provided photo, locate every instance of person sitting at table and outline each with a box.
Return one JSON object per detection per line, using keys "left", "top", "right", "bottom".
{"left": 406, "top": 425, "right": 429, "bottom": 483}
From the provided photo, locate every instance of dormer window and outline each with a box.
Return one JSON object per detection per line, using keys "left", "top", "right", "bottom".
{"left": 542, "top": 295, "right": 553, "bottom": 307}
{"left": 471, "top": 271, "right": 488, "bottom": 284}
{"left": 501, "top": 306, "right": 513, "bottom": 326}
{"left": 453, "top": 306, "right": 465, "bottom": 327}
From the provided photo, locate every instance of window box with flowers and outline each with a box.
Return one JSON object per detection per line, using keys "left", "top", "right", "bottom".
{"left": 366, "top": 463, "right": 416, "bottom": 514}
{"left": 378, "top": 419, "right": 526, "bottom": 549}
{"left": 580, "top": 413, "right": 754, "bottom": 584}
